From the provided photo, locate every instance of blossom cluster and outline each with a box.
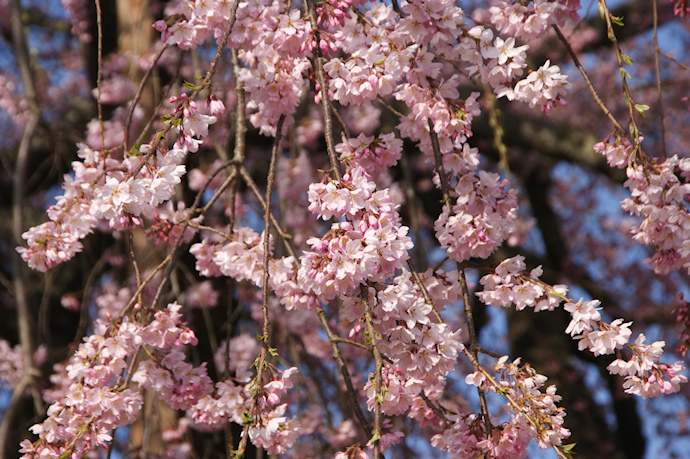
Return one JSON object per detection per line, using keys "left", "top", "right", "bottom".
{"left": 477, "top": 256, "right": 688, "bottom": 399}
{"left": 476, "top": 255, "right": 567, "bottom": 311}
{"left": 156, "top": 0, "right": 312, "bottom": 135}
{"left": 17, "top": 95, "right": 219, "bottom": 271}
{"left": 619, "top": 155, "right": 690, "bottom": 274}
{"left": 489, "top": 0, "right": 581, "bottom": 41}
{"left": 342, "top": 269, "right": 464, "bottom": 419}
{"left": 565, "top": 299, "right": 687, "bottom": 398}
{"left": 446, "top": 356, "right": 569, "bottom": 457}
{"left": 20, "top": 302, "right": 206, "bottom": 457}
{"left": 336, "top": 132, "right": 403, "bottom": 177}
{"left": 593, "top": 133, "right": 633, "bottom": 169}
{"left": 190, "top": 366, "right": 301, "bottom": 454}
{"left": 300, "top": 167, "right": 413, "bottom": 299}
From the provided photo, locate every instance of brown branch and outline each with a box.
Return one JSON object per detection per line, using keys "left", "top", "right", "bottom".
{"left": 553, "top": 24, "right": 626, "bottom": 135}
{"left": 305, "top": 0, "right": 341, "bottom": 181}
{"left": 407, "top": 259, "right": 443, "bottom": 323}
{"left": 316, "top": 307, "right": 372, "bottom": 436}
{"left": 123, "top": 43, "right": 169, "bottom": 153}
{"left": 428, "top": 117, "right": 493, "bottom": 448}
{"left": 95, "top": 0, "right": 106, "bottom": 151}
{"left": 260, "top": 114, "right": 285, "bottom": 344}
{"left": 458, "top": 269, "right": 492, "bottom": 437}
{"left": 236, "top": 116, "right": 286, "bottom": 458}
{"left": 0, "top": 113, "right": 40, "bottom": 457}
{"left": 659, "top": 49, "right": 690, "bottom": 72}
{"left": 361, "top": 285, "right": 382, "bottom": 458}
{"left": 428, "top": 120, "right": 451, "bottom": 211}
{"left": 239, "top": 167, "right": 298, "bottom": 260}
{"left": 652, "top": 0, "right": 667, "bottom": 157}
{"left": 419, "top": 392, "right": 452, "bottom": 426}
{"left": 0, "top": 1, "right": 43, "bottom": 452}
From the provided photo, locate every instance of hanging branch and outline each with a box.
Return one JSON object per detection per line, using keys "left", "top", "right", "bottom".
{"left": 123, "top": 43, "right": 169, "bottom": 153}
{"left": 361, "top": 285, "right": 383, "bottom": 458}
{"left": 427, "top": 123, "right": 494, "bottom": 446}
{"left": 316, "top": 308, "right": 373, "bottom": 436}
{"left": 235, "top": 116, "right": 285, "bottom": 458}
{"left": 305, "top": 0, "right": 341, "bottom": 181}
{"left": 651, "top": 0, "right": 667, "bottom": 157}
{"left": 0, "top": 0, "right": 44, "bottom": 453}
{"left": 553, "top": 25, "right": 626, "bottom": 135}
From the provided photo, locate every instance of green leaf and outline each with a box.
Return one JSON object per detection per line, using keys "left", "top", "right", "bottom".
{"left": 619, "top": 67, "right": 631, "bottom": 81}
{"left": 268, "top": 347, "right": 278, "bottom": 357}
{"left": 634, "top": 104, "right": 650, "bottom": 117}
{"left": 183, "top": 80, "right": 201, "bottom": 91}
{"left": 598, "top": 2, "right": 605, "bottom": 19}
{"left": 621, "top": 53, "right": 634, "bottom": 65}
{"left": 561, "top": 442, "right": 577, "bottom": 458}
{"left": 611, "top": 15, "right": 624, "bottom": 26}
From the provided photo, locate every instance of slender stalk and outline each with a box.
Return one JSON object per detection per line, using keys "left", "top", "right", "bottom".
{"left": 458, "top": 269, "right": 492, "bottom": 436}
{"left": 485, "top": 89, "right": 510, "bottom": 175}
{"left": 361, "top": 285, "right": 382, "bottom": 458}
{"left": 0, "top": 114, "right": 40, "bottom": 457}
{"left": 428, "top": 119, "right": 493, "bottom": 450}
{"left": 316, "top": 308, "right": 373, "bottom": 436}
{"left": 595, "top": 2, "right": 645, "bottom": 154}
{"left": 0, "top": 1, "right": 44, "bottom": 451}
{"left": 235, "top": 116, "right": 285, "bottom": 458}
{"left": 428, "top": 120, "right": 451, "bottom": 210}
{"left": 553, "top": 25, "right": 626, "bottom": 135}
{"left": 659, "top": 49, "right": 690, "bottom": 71}
{"left": 124, "top": 43, "right": 169, "bottom": 152}
{"left": 95, "top": 0, "right": 106, "bottom": 151}
{"left": 651, "top": 0, "right": 667, "bottom": 157}
{"left": 239, "top": 167, "right": 298, "bottom": 260}
{"left": 304, "top": 0, "right": 341, "bottom": 181}
{"left": 406, "top": 260, "right": 442, "bottom": 323}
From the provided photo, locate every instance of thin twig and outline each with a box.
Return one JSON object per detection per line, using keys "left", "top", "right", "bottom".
{"left": 376, "top": 96, "right": 406, "bottom": 118}
{"left": 361, "top": 286, "right": 383, "bottom": 458}
{"left": 485, "top": 89, "right": 510, "bottom": 175}
{"left": 428, "top": 120, "right": 451, "bottom": 210}
{"left": 261, "top": 114, "right": 286, "bottom": 343}
{"left": 419, "top": 392, "right": 452, "bottom": 426}
{"left": 0, "top": 113, "right": 40, "bottom": 456}
{"left": 239, "top": 167, "right": 298, "bottom": 260}
{"left": 553, "top": 24, "right": 626, "bottom": 135}
{"left": 305, "top": 0, "right": 341, "bottom": 181}
{"left": 407, "top": 260, "right": 442, "bottom": 323}
{"left": 236, "top": 116, "right": 286, "bottom": 458}
{"left": 458, "top": 269, "right": 492, "bottom": 437}
{"left": 200, "top": 167, "right": 237, "bottom": 215}
{"left": 128, "top": 231, "right": 143, "bottom": 304}
{"left": 593, "top": 3, "right": 645, "bottom": 155}
{"left": 427, "top": 117, "right": 493, "bottom": 449}
{"left": 652, "top": 0, "right": 667, "bottom": 157}
{"left": 95, "top": 0, "right": 106, "bottom": 151}
{"left": 316, "top": 308, "right": 372, "bottom": 436}
{"left": 124, "top": 43, "right": 169, "bottom": 153}
{"left": 659, "top": 49, "right": 690, "bottom": 71}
